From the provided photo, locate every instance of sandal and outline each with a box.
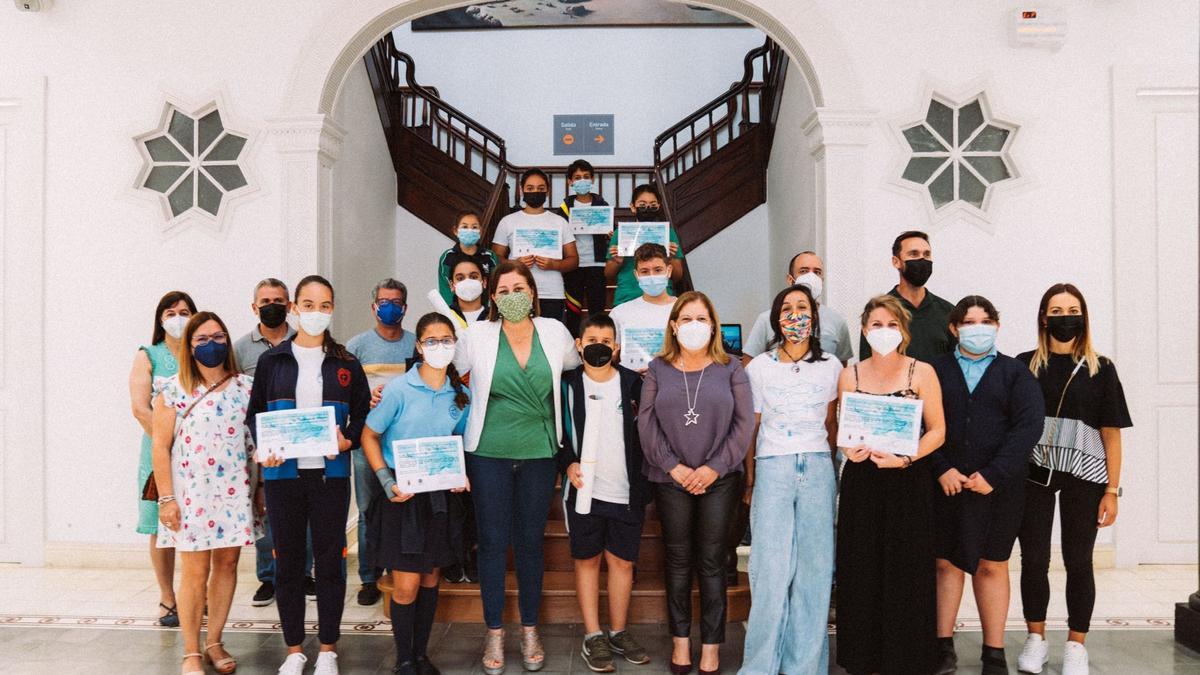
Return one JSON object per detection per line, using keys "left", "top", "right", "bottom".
{"left": 482, "top": 628, "right": 504, "bottom": 675}
{"left": 520, "top": 627, "right": 545, "bottom": 672}
{"left": 158, "top": 602, "right": 180, "bottom": 628}
{"left": 205, "top": 641, "right": 237, "bottom": 674}
{"left": 182, "top": 652, "right": 203, "bottom": 675}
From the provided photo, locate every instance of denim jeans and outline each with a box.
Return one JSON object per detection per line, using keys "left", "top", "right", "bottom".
{"left": 255, "top": 518, "right": 315, "bottom": 583}
{"left": 353, "top": 449, "right": 383, "bottom": 584}
{"left": 465, "top": 454, "right": 557, "bottom": 629}
{"left": 740, "top": 453, "right": 835, "bottom": 675}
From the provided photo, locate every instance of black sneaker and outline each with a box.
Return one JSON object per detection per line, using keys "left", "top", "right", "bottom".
{"left": 607, "top": 630, "right": 649, "bottom": 665}
{"left": 357, "top": 582, "right": 382, "bottom": 606}
{"left": 251, "top": 581, "right": 275, "bottom": 607}
{"left": 581, "top": 634, "right": 615, "bottom": 673}
{"left": 304, "top": 576, "right": 317, "bottom": 600}
{"left": 981, "top": 645, "right": 1007, "bottom": 675}
{"left": 934, "top": 637, "right": 957, "bottom": 675}
{"left": 414, "top": 656, "right": 441, "bottom": 675}
{"left": 442, "top": 563, "right": 468, "bottom": 584}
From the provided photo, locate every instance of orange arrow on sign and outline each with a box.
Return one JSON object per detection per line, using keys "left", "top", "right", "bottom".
{"left": 594, "top": 134, "right": 605, "bottom": 144}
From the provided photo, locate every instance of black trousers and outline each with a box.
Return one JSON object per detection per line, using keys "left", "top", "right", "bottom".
{"left": 539, "top": 299, "right": 566, "bottom": 326}
{"left": 655, "top": 473, "right": 741, "bottom": 644}
{"left": 563, "top": 266, "right": 608, "bottom": 337}
{"left": 265, "top": 470, "right": 351, "bottom": 646}
{"left": 1017, "top": 469, "right": 1107, "bottom": 633}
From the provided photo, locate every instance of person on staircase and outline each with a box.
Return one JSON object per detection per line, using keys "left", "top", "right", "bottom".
{"left": 607, "top": 242, "right": 676, "bottom": 372}
{"left": 248, "top": 275, "right": 371, "bottom": 675}
{"left": 558, "top": 313, "right": 651, "bottom": 673}
{"left": 361, "top": 312, "right": 472, "bottom": 675}
{"left": 638, "top": 292, "right": 754, "bottom": 675}
{"left": 437, "top": 210, "right": 499, "bottom": 309}
{"left": 445, "top": 255, "right": 490, "bottom": 327}
{"left": 605, "top": 184, "right": 684, "bottom": 308}
{"left": 558, "top": 159, "right": 611, "bottom": 336}
{"left": 451, "top": 261, "right": 581, "bottom": 674}
{"left": 927, "top": 295, "right": 1044, "bottom": 675}
{"left": 492, "top": 168, "right": 580, "bottom": 325}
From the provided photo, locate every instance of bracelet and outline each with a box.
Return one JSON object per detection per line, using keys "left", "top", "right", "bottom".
{"left": 157, "top": 495, "right": 176, "bottom": 505}
{"left": 375, "top": 467, "right": 398, "bottom": 497}
{"left": 901, "top": 456, "right": 913, "bottom": 469}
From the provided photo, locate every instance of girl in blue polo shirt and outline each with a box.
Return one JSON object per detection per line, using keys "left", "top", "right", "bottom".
{"left": 361, "top": 312, "right": 471, "bottom": 675}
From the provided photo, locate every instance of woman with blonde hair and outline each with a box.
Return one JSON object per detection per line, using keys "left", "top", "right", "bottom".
{"left": 639, "top": 291, "right": 754, "bottom": 675}
{"left": 835, "top": 295, "right": 946, "bottom": 675}
{"left": 151, "top": 311, "right": 260, "bottom": 675}
{"left": 1015, "top": 283, "right": 1131, "bottom": 675}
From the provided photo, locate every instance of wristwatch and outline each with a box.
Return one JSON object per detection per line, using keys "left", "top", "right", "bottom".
{"left": 1105, "top": 486, "right": 1122, "bottom": 497}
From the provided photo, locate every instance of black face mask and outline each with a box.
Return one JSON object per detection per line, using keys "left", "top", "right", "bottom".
{"left": 635, "top": 205, "right": 663, "bottom": 222}
{"left": 259, "top": 303, "right": 288, "bottom": 329}
{"left": 582, "top": 343, "right": 614, "bottom": 368}
{"left": 900, "top": 258, "right": 933, "bottom": 287}
{"left": 524, "top": 192, "right": 547, "bottom": 208}
{"left": 1046, "top": 315, "right": 1085, "bottom": 343}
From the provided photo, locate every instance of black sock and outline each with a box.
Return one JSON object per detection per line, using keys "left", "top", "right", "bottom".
{"left": 412, "top": 585, "right": 440, "bottom": 659}
{"left": 390, "top": 598, "right": 416, "bottom": 666}
{"left": 937, "top": 636, "right": 955, "bottom": 651}
{"left": 981, "top": 644, "right": 1006, "bottom": 663}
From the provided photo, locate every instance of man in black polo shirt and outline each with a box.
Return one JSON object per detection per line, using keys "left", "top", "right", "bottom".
{"left": 859, "top": 230, "right": 957, "bottom": 361}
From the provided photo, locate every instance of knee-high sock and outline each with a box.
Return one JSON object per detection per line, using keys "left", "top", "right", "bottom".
{"left": 413, "top": 585, "right": 440, "bottom": 659}
{"left": 390, "top": 599, "right": 416, "bottom": 666}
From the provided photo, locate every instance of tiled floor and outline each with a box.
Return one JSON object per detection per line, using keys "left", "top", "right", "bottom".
{"left": 0, "top": 564, "right": 1195, "bottom": 672}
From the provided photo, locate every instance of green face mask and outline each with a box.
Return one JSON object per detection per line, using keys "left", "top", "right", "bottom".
{"left": 496, "top": 290, "right": 533, "bottom": 322}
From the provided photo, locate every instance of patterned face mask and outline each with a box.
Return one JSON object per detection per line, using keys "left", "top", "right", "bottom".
{"left": 496, "top": 290, "right": 533, "bottom": 322}
{"left": 781, "top": 313, "right": 812, "bottom": 343}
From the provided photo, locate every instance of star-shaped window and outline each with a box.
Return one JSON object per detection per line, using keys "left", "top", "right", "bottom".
{"left": 899, "top": 97, "right": 1016, "bottom": 210}
{"left": 138, "top": 107, "right": 249, "bottom": 218}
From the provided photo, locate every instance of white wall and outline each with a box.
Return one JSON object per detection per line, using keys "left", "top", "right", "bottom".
{"left": 394, "top": 206, "right": 458, "bottom": 325}
{"left": 765, "top": 65, "right": 818, "bottom": 302}
{"left": 389, "top": 22, "right": 765, "bottom": 166}
{"left": 687, "top": 205, "right": 771, "bottom": 332}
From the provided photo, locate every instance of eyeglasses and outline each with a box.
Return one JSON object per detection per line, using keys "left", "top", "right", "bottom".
{"left": 420, "top": 338, "right": 456, "bottom": 349}
{"left": 375, "top": 299, "right": 406, "bottom": 307}
{"left": 192, "top": 332, "right": 228, "bottom": 347}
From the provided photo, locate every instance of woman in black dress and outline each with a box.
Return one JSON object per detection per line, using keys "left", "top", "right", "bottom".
{"left": 835, "top": 295, "right": 946, "bottom": 675}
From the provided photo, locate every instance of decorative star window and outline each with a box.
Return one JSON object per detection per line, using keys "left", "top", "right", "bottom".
{"left": 136, "top": 104, "right": 250, "bottom": 220}
{"left": 899, "top": 95, "right": 1017, "bottom": 211}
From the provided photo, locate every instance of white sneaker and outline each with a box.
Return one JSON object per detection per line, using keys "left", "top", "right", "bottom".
{"left": 278, "top": 652, "right": 308, "bottom": 675}
{"left": 314, "top": 651, "right": 340, "bottom": 675}
{"left": 1062, "top": 641, "right": 1089, "bottom": 675}
{"left": 1017, "top": 633, "right": 1049, "bottom": 673}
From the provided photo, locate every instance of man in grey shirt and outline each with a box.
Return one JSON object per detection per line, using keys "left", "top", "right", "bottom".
{"left": 743, "top": 251, "right": 854, "bottom": 365}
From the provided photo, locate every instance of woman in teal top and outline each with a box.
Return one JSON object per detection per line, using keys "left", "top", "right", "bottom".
{"left": 452, "top": 261, "right": 581, "bottom": 675}
{"left": 127, "top": 290, "right": 195, "bottom": 628}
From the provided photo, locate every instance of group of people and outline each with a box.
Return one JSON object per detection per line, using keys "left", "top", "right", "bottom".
{"left": 129, "top": 177, "right": 1129, "bottom": 675}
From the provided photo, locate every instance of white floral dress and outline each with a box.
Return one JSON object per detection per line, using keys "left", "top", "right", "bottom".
{"left": 156, "top": 374, "right": 261, "bottom": 551}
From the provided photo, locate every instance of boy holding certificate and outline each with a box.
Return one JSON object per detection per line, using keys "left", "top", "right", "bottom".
{"left": 559, "top": 159, "right": 611, "bottom": 336}
{"left": 361, "top": 312, "right": 472, "bottom": 675}
{"left": 608, "top": 243, "right": 675, "bottom": 372}
{"left": 558, "top": 314, "right": 651, "bottom": 673}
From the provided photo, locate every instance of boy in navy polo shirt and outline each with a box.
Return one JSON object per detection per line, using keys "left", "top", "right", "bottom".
{"left": 558, "top": 314, "right": 651, "bottom": 672}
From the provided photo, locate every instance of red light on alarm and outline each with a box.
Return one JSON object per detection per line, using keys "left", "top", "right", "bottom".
{"left": 1021, "top": 10, "right": 1038, "bottom": 19}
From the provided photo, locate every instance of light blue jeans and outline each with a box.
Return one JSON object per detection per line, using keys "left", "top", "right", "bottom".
{"left": 352, "top": 449, "right": 383, "bottom": 585}
{"left": 740, "top": 453, "right": 835, "bottom": 675}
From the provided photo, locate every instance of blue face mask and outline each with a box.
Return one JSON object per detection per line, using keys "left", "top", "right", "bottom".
{"left": 637, "top": 274, "right": 669, "bottom": 297}
{"left": 193, "top": 341, "right": 228, "bottom": 368}
{"left": 376, "top": 302, "right": 405, "bottom": 326}
{"left": 957, "top": 323, "right": 997, "bottom": 354}
{"left": 457, "top": 229, "right": 481, "bottom": 247}
{"left": 571, "top": 179, "right": 593, "bottom": 196}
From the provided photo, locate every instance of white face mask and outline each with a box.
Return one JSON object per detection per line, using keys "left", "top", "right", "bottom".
{"left": 162, "top": 315, "right": 188, "bottom": 340}
{"left": 454, "top": 278, "right": 484, "bottom": 302}
{"left": 866, "top": 327, "right": 903, "bottom": 356}
{"left": 793, "top": 272, "right": 823, "bottom": 300}
{"left": 422, "top": 343, "right": 456, "bottom": 370}
{"left": 676, "top": 321, "right": 712, "bottom": 351}
{"left": 297, "top": 311, "right": 332, "bottom": 337}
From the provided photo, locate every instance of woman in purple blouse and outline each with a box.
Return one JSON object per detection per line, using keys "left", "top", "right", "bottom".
{"left": 638, "top": 291, "right": 755, "bottom": 675}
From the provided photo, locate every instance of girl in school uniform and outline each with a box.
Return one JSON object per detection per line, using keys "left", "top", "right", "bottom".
{"left": 361, "top": 312, "right": 471, "bottom": 675}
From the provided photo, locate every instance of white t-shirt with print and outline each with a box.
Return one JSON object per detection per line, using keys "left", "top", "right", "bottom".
{"left": 746, "top": 349, "right": 843, "bottom": 457}
{"left": 492, "top": 210, "right": 576, "bottom": 299}
{"left": 582, "top": 373, "right": 628, "bottom": 504}
{"left": 293, "top": 343, "right": 328, "bottom": 469}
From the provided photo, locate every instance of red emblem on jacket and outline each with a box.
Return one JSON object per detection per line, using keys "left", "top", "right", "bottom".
{"left": 337, "top": 367, "right": 351, "bottom": 388}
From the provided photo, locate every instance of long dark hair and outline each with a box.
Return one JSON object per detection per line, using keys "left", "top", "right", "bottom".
{"left": 415, "top": 313, "right": 469, "bottom": 410}
{"left": 150, "top": 290, "right": 197, "bottom": 344}
{"left": 294, "top": 275, "right": 353, "bottom": 362}
{"left": 487, "top": 260, "right": 540, "bottom": 322}
{"left": 766, "top": 284, "right": 827, "bottom": 362}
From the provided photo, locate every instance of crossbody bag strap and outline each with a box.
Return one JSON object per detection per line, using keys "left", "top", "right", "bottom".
{"left": 181, "top": 373, "right": 236, "bottom": 420}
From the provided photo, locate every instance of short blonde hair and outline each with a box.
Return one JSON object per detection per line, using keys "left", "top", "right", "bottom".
{"left": 658, "top": 291, "right": 730, "bottom": 365}
{"left": 859, "top": 295, "right": 913, "bottom": 356}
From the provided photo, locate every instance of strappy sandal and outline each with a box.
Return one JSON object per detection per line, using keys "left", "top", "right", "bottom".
{"left": 520, "top": 626, "right": 545, "bottom": 672}
{"left": 205, "top": 641, "right": 237, "bottom": 674}
{"left": 481, "top": 628, "right": 505, "bottom": 675}
{"left": 182, "top": 652, "right": 204, "bottom": 675}
{"left": 158, "top": 602, "right": 180, "bottom": 628}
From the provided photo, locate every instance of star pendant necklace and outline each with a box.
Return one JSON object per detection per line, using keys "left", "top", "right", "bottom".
{"left": 681, "top": 359, "right": 709, "bottom": 426}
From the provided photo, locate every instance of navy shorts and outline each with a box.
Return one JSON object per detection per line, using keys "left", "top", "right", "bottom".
{"left": 565, "top": 498, "right": 645, "bottom": 562}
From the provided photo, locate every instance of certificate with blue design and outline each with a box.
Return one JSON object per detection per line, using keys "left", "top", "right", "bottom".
{"left": 616, "top": 221, "right": 669, "bottom": 257}
{"left": 621, "top": 326, "right": 666, "bottom": 371}
{"left": 391, "top": 436, "right": 468, "bottom": 493}
{"left": 512, "top": 226, "right": 563, "bottom": 258}
{"left": 255, "top": 407, "right": 338, "bottom": 461}
{"left": 569, "top": 205, "right": 614, "bottom": 235}
{"left": 837, "top": 392, "right": 923, "bottom": 456}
